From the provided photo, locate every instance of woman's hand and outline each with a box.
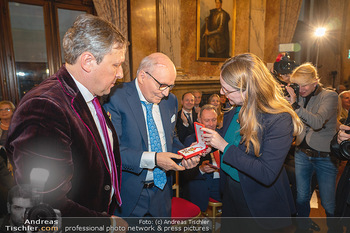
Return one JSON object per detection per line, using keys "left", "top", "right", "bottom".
{"left": 201, "top": 127, "right": 228, "bottom": 152}
{"left": 285, "top": 85, "right": 297, "bottom": 104}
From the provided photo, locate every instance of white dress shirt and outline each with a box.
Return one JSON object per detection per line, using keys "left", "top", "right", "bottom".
{"left": 135, "top": 79, "right": 167, "bottom": 181}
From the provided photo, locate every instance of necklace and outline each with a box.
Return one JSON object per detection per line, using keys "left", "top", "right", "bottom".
{"left": 1, "top": 122, "right": 9, "bottom": 127}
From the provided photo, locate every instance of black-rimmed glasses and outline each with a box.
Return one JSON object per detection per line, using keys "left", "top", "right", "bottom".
{"left": 145, "top": 71, "right": 175, "bottom": 91}
{"left": 221, "top": 87, "right": 240, "bottom": 95}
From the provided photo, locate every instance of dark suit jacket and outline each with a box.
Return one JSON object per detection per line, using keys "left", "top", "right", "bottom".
{"left": 182, "top": 133, "right": 219, "bottom": 211}
{"left": 6, "top": 66, "right": 122, "bottom": 217}
{"left": 331, "top": 112, "right": 350, "bottom": 217}
{"left": 220, "top": 108, "right": 295, "bottom": 228}
{"left": 103, "top": 80, "right": 183, "bottom": 217}
{"left": 176, "top": 110, "right": 197, "bottom": 144}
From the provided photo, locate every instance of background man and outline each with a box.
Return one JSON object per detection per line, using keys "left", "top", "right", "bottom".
{"left": 182, "top": 104, "right": 221, "bottom": 211}
{"left": 104, "top": 52, "right": 199, "bottom": 217}
{"left": 176, "top": 92, "right": 197, "bottom": 144}
{"left": 6, "top": 14, "right": 126, "bottom": 221}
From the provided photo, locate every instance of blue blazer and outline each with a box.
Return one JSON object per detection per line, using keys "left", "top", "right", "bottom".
{"left": 220, "top": 108, "right": 296, "bottom": 228}
{"left": 103, "top": 80, "right": 183, "bottom": 217}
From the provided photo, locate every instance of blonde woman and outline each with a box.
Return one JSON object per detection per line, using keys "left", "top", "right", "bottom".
{"left": 339, "top": 90, "right": 350, "bottom": 124}
{"left": 285, "top": 62, "right": 339, "bottom": 232}
{"left": 208, "top": 94, "right": 223, "bottom": 128}
{"left": 202, "top": 53, "right": 302, "bottom": 231}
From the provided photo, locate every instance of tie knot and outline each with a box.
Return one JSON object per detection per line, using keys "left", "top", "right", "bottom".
{"left": 141, "top": 101, "right": 153, "bottom": 111}
{"left": 92, "top": 97, "right": 101, "bottom": 111}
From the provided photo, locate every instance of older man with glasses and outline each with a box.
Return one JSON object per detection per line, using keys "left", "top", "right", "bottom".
{"left": 104, "top": 52, "right": 200, "bottom": 217}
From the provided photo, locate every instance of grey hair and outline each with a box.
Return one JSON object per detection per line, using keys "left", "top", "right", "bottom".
{"left": 63, "top": 14, "right": 127, "bottom": 65}
{"left": 136, "top": 55, "right": 160, "bottom": 76}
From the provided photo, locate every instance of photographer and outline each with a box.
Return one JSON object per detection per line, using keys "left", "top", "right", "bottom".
{"left": 273, "top": 53, "right": 297, "bottom": 85}
{"left": 273, "top": 53, "right": 299, "bottom": 204}
{"left": 286, "top": 63, "right": 339, "bottom": 232}
{"left": 1, "top": 185, "right": 61, "bottom": 233}
{"left": 1, "top": 185, "right": 33, "bottom": 232}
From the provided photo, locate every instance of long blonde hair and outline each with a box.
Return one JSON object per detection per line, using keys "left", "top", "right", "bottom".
{"left": 221, "top": 53, "right": 303, "bottom": 156}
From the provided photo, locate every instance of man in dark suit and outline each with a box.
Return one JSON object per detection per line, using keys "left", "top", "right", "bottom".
{"left": 176, "top": 92, "right": 198, "bottom": 144}
{"left": 104, "top": 53, "right": 199, "bottom": 217}
{"left": 6, "top": 14, "right": 126, "bottom": 223}
{"left": 182, "top": 104, "right": 221, "bottom": 211}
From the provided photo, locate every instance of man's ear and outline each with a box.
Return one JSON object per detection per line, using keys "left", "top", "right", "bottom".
{"left": 138, "top": 70, "right": 146, "bottom": 85}
{"left": 80, "top": 52, "right": 96, "bottom": 73}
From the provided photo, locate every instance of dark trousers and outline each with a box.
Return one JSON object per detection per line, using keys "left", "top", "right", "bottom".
{"left": 130, "top": 185, "right": 171, "bottom": 217}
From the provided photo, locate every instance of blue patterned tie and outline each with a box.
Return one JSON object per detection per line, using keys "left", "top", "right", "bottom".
{"left": 142, "top": 101, "right": 167, "bottom": 190}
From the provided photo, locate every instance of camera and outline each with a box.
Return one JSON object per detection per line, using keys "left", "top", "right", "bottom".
{"left": 280, "top": 82, "right": 300, "bottom": 100}
{"left": 24, "top": 168, "right": 61, "bottom": 232}
{"left": 273, "top": 53, "right": 297, "bottom": 75}
{"left": 339, "top": 128, "right": 350, "bottom": 160}
{"left": 24, "top": 203, "right": 60, "bottom": 230}
{"left": 273, "top": 53, "right": 299, "bottom": 101}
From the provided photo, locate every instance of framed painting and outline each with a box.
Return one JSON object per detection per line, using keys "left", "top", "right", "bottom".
{"left": 196, "top": 0, "right": 236, "bottom": 62}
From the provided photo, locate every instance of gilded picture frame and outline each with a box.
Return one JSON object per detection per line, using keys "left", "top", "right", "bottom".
{"left": 196, "top": 0, "right": 236, "bottom": 62}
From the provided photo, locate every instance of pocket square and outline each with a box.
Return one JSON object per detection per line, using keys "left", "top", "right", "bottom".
{"left": 171, "top": 114, "right": 176, "bottom": 123}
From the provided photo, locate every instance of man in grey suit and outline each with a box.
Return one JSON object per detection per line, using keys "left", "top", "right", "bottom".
{"left": 104, "top": 53, "right": 199, "bottom": 217}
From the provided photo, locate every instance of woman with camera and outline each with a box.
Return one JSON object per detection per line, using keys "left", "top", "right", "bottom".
{"left": 202, "top": 53, "right": 302, "bottom": 231}
{"left": 286, "top": 63, "right": 339, "bottom": 232}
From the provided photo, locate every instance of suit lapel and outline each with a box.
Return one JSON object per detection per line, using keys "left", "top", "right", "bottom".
{"left": 126, "top": 81, "right": 148, "bottom": 148}
{"left": 71, "top": 93, "right": 109, "bottom": 161}
{"left": 159, "top": 99, "right": 172, "bottom": 152}
{"left": 57, "top": 68, "right": 110, "bottom": 171}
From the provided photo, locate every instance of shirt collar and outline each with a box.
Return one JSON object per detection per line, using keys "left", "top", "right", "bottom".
{"left": 70, "top": 73, "right": 95, "bottom": 103}
{"left": 136, "top": 78, "right": 150, "bottom": 104}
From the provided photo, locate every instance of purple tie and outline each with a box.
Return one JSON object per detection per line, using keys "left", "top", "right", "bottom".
{"left": 92, "top": 97, "right": 122, "bottom": 206}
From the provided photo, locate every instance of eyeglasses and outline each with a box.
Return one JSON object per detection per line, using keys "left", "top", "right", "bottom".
{"left": 221, "top": 87, "right": 240, "bottom": 95}
{"left": 145, "top": 71, "right": 175, "bottom": 91}
{"left": 0, "top": 108, "right": 11, "bottom": 112}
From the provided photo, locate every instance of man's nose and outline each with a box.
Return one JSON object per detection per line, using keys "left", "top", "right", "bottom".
{"left": 116, "top": 67, "right": 124, "bottom": 80}
{"left": 161, "top": 88, "right": 170, "bottom": 96}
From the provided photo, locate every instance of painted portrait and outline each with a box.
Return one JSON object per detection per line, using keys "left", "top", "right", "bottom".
{"left": 197, "top": 0, "right": 236, "bottom": 61}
